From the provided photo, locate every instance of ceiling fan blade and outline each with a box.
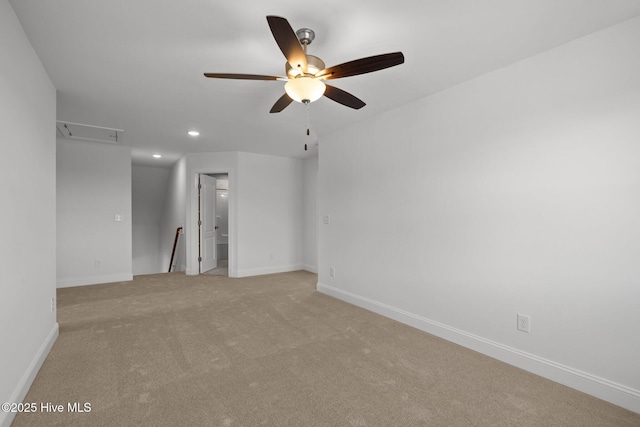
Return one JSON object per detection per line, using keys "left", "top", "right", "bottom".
{"left": 270, "top": 93, "right": 293, "bottom": 113}
{"left": 266, "top": 16, "right": 308, "bottom": 72}
{"left": 324, "top": 85, "right": 366, "bottom": 109}
{"left": 316, "top": 52, "right": 404, "bottom": 80}
{"left": 204, "top": 73, "right": 284, "bottom": 81}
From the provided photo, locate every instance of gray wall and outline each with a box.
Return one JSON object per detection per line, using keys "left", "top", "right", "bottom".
{"left": 132, "top": 165, "right": 170, "bottom": 275}
{"left": 160, "top": 156, "right": 187, "bottom": 272}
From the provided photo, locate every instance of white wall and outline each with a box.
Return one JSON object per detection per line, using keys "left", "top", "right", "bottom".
{"left": 317, "top": 17, "right": 640, "bottom": 413}
{"left": 182, "top": 151, "right": 304, "bottom": 277}
{"left": 57, "top": 138, "right": 133, "bottom": 287}
{"left": 302, "top": 155, "right": 318, "bottom": 273}
{"left": 184, "top": 151, "right": 237, "bottom": 275}
{"left": 0, "top": 2, "right": 58, "bottom": 426}
{"left": 159, "top": 156, "right": 187, "bottom": 272}
{"left": 215, "top": 177, "right": 229, "bottom": 260}
{"left": 132, "top": 165, "right": 170, "bottom": 275}
{"left": 236, "top": 152, "right": 304, "bottom": 277}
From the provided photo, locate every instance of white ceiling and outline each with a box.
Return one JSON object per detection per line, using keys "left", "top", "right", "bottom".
{"left": 10, "top": 0, "right": 640, "bottom": 167}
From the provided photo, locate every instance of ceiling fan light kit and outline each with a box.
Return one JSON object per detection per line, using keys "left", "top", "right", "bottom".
{"left": 204, "top": 15, "right": 405, "bottom": 113}
{"left": 285, "top": 77, "right": 326, "bottom": 103}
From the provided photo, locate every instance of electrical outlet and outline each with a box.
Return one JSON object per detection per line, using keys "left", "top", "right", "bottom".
{"left": 94, "top": 259, "right": 101, "bottom": 268}
{"left": 51, "top": 297, "right": 55, "bottom": 313}
{"left": 517, "top": 313, "right": 531, "bottom": 333}
{"left": 330, "top": 267, "right": 335, "bottom": 277}
{"left": 323, "top": 215, "right": 331, "bottom": 224}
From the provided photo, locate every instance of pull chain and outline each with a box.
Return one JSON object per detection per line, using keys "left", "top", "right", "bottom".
{"left": 304, "top": 100, "right": 311, "bottom": 150}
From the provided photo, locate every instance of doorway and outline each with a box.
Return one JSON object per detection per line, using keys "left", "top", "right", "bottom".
{"left": 199, "top": 173, "right": 229, "bottom": 276}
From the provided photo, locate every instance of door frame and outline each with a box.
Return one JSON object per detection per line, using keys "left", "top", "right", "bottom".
{"left": 198, "top": 174, "right": 217, "bottom": 273}
{"left": 185, "top": 168, "right": 235, "bottom": 277}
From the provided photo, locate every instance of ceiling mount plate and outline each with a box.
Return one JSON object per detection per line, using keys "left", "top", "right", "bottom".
{"left": 296, "top": 28, "right": 315, "bottom": 45}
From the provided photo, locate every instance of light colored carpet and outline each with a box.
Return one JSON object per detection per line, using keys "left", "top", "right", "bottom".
{"left": 13, "top": 271, "right": 640, "bottom": 426}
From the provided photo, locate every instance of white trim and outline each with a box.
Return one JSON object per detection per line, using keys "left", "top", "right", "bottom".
{"left": 186, "top": 167, "right": 237, "bottom": 278}
{"left": 303, "top": 264, "right": 318, "bottom": 274}
{"left": 317, "top": 282, "right": 640, "bottom": 414}
{"left": 236, "top": 264, "right": 305, "bottom": 278}
{"left": 0, "top": 323, "right": 59, "bottom": 427}
{"left": 56, "top": 273, "right": 133, "bottom": 288}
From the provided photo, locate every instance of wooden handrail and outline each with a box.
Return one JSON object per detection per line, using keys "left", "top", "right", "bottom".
{"left": 168, "top": 226, "right": 183, "bottom": 272}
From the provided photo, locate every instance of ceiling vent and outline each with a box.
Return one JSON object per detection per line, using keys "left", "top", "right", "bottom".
{"left": 56, "top": 121, "right": 123, "bottom": 145}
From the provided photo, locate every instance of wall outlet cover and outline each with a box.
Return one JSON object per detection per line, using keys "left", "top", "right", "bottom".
{"left": 517, "top": 313, "right": 531, "bottom": 333}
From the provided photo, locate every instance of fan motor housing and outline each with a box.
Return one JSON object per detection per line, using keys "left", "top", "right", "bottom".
{"left": 286, "top": 55, "right": 326, "bottom": 78}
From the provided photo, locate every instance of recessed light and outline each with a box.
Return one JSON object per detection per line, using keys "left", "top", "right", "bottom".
{"left": 188, "top": 130, "right": 200, "bottom": 137}
{"left": 153, "top": 154, "right": 162, "bottom": 158}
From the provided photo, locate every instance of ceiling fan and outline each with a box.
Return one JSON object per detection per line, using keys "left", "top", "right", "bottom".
{"left": 204, "top": 16, "right": 405, "bottom": 113}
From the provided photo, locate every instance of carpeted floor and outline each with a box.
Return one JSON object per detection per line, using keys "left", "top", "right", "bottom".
{"left": 13, "top": 271, "right": 640, "bottom": 426}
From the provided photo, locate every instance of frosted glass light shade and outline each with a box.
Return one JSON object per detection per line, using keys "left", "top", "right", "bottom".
{"left": 285, "top": 77, "right": 326, "bottom": 103}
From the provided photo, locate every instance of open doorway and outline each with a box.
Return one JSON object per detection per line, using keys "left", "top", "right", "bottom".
{"left": 200, "top": 173, "right": 229, "bottom": 276}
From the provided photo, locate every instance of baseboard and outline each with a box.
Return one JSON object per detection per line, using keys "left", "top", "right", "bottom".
{"left": 236, "top": 264, "right": 305, "bottom": 278}
{"left": 0, "top": 322, "right": 59, "bottom": 427}
{"left": 317, "top": 282, "right": 640, "bottom": 414}
{"left": 57, "top": 273, "right": 133, "bottom": 288}
{"left": 303, "top": 264, "right": 318, "bottom": 274}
